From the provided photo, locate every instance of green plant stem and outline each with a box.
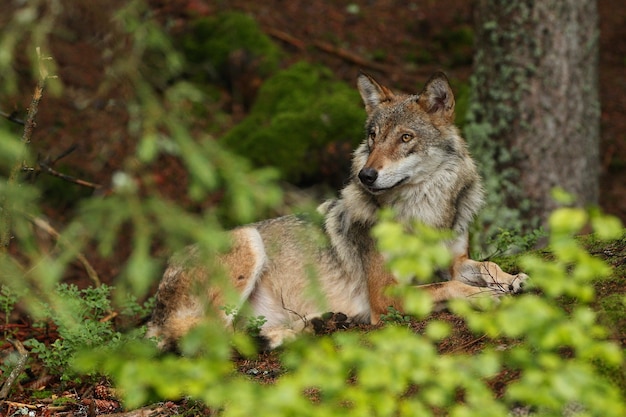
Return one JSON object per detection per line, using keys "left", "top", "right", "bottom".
{"left": 0, "top": 48, "right": 50, "bottom": 252}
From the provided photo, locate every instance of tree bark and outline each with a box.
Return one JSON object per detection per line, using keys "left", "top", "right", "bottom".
{"left": 468, "top": 0, "right": 600, "bottom": 229}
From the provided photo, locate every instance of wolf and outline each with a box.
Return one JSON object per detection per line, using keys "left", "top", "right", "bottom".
{"left": 146, "top": 72, "right": 528, "bottom": 350}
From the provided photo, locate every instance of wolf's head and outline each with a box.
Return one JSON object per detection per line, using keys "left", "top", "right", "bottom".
{"left": 353, "top": 72, "right": 463, "bottom": 195}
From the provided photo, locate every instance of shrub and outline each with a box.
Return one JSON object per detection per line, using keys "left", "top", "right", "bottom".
{"left": 24, "top": 284, "right": 152, "bottom": 383}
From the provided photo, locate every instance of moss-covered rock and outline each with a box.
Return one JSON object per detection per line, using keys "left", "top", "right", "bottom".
{"left": 220, "top": 62, "right": 365, "bottom": 184}
{"left": 178, "top": 11, "right": 282, "bottom": 82}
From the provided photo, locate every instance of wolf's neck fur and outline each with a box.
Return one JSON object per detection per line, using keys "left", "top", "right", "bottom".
{"left": 337, "top": 157, "right": 482, "bottom": 235}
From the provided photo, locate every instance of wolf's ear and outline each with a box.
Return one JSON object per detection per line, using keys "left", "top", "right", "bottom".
{"left": 418, "top": 72, "right": 455, "bottom": 121}
{"left": 357, "top": 72, "right": 395, "bottom": 114}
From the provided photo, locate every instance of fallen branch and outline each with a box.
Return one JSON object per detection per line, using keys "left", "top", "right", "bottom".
{"left": 265, "top": 26, "right": 391, "bottom": 73}
{"left": 0, "top": 339, "right": 30, "bottom": 400}
{"left": 0, "top": 400, "right": 38, "bottom": 410}
{"left": 263, "top": 27, "right": 306, "bottom": 50}
{"left": 265, "top": 27, "right": 432, "bottom": 83}
{"left": 312, "top": 39, "right": 395, "bottom": 74}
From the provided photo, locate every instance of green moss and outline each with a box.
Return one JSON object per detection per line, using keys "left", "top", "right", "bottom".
{"left": 595, "top": 291, "right": 626, "bottom": 395}
{"left": 598, "top": 294, "right": 626, "bottom": 329}
{"left": 576, "top": 233, "right": 606, "bottom": 253}
{"left": 178, "top": 12, "right": 282, "bottom": 82}
{"left": 220, "top": 62, "right": 365, "bottom": 184}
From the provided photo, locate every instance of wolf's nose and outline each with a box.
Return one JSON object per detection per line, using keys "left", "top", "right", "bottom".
{"left": 358, "top": 167, "right": 378, "bottom": 186}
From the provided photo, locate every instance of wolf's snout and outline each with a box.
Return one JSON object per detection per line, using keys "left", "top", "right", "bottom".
{"left": 358, "top": 167, "right": 378, "bottom": 186}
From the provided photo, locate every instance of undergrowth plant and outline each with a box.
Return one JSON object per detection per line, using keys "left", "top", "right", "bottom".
{"left": 379, "top": 306, "right": 412, "bottom": 325}
{"left": 220, "top": 304, "right": 268, "bottom": 337}
{"left": 25, "top": 284, "right": 153, "bottom": 383}
{"left": 1, "top": 284, "right": 22, "bottom": 333}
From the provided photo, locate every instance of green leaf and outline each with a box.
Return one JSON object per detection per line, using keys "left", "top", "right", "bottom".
{"left": 590, "top": 213, "right": 624, "bottom": 240}
{"left": 425, "top": 320, "right": 450, "bottom": 341}
{"left": 549, "top": 207, "right": 587, "bottom": 235}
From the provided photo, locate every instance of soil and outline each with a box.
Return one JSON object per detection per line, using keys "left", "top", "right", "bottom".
{"left": 0, "top": 1, "right": 625, "bottom": 415}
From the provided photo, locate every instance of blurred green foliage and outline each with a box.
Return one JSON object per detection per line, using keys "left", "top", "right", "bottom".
{"left": 221, "top": 61, "right": 365, "bottom": 184}
{"left": 1, "top": 2, "right": 625, "bottom": 416}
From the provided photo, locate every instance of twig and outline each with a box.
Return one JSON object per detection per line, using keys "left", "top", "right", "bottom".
{"left": 14, "top": 48, "right": 51, "bottom": 178}
{"left": 33, "top": 161, "right": 103, "bottom": 190}
{"left": 0, "top": 400, "right": 38, "bottom": 409}
{"left": 1, "top": 47, "right": 53, "bottom": 251}
{"left": 0, "top": 339, "right": 30, "bottom": 399}
{"left": 0, "top": 109, "right": 25, "bottom": 125}
{"left": 99, "top": 311, "right": 118, "bottom": 323}
{"left": 280, "top": 292, "right": 308, "bottom": 327}
{"left": 20, "top": 144, "right": 104, "bottom": 190}
{"left": 26, "top": 214, "right": 102, "bottom": 287}
{"left": 444, "top": 334, "right": 489, "bottom": 355}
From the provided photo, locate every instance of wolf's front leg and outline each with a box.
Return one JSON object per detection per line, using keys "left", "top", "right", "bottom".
{"left": 258, "top": 316, "right": 318, "bottom": 350}
{"left": 417, "top": 279, "right": 501, "bottom": 302}
{"left": 259, "top": 327, "right": 301, "bottom": 350}
{"left": 447, "top": 233, "right": 528, "bottom": 295}
{"left": 453, "top": 258, "right": 528, "bottom": 294}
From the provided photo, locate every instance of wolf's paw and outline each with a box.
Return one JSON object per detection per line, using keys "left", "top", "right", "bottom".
{"left": 260, "top": 327, "right": 299, "bottom": 350}
{"left": 510, "top": 273, "right": 529, "bottom": 293}
{"left": 311, "top": 312, "right": 351, "bottom": 335}
{"left": 487, "top": 273, "right": 528, "bottom": 295}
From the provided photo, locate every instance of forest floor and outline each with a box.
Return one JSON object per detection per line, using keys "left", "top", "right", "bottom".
{"left": 1, "top": 0, "right": 625, "bottom": 415}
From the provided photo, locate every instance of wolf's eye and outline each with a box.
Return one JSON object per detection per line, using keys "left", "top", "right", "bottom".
{"left": 368, "top": 131, "right": 377, "bottom": 146}
{"left": 401, "top": 133, "right": 414, "bottom": 143}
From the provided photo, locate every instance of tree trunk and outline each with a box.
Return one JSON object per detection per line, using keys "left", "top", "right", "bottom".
{"left": 467, "top": 0, "right": 600, "bottom": 234}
